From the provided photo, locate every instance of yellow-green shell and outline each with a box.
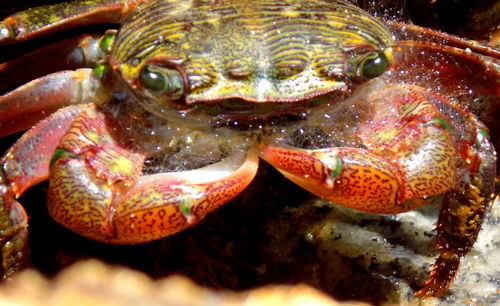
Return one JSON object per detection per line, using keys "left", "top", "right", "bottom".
{"left": 111, "top": 0, "right": 394, "bottom": 103}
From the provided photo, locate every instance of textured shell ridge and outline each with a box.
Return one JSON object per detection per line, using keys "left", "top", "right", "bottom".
{"left": 111, "top": 0, "right": 394, "bottom": 102}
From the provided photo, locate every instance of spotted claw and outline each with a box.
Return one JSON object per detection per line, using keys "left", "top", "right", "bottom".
{"left": 48, "top": 105, "right": 259, "bottom": 243}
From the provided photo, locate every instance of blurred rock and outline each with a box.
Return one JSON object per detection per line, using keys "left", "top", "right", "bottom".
{"left": 262, "top": 196, "right": 500, "bottom": 305}
{"left": 0, "top": 260, "right": 366, "bottom": 306}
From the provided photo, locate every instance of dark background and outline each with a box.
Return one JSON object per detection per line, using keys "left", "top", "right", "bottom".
{"left": 2, "top": 0, "right": 499, "bottom": 37}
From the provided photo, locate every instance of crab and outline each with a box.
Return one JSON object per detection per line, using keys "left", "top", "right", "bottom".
{"left": 0, "top": 0, "right": 498, "bottom": 299}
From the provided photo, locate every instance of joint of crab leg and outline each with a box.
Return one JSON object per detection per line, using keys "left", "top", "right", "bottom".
{"left": 0, "top": 69, "right": 109, "bottom": 137}
{"left": 417, "top": 121, "right": 496, "bottom": 298}
{"left": 67, "top": 31, "right": 117, "bottom": 69}
{"left": 2, "top": 105, "right": 85, "bottom": 196}
{"left": 99, "top": 30, "right": 117, "bottom": 54}
{"left": 0, "top": 0, "right": 146, "bottom": 45}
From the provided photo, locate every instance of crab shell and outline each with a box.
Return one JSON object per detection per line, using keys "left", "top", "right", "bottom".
{"left": 105, "top": 0, "right": 394, "bottom": 129}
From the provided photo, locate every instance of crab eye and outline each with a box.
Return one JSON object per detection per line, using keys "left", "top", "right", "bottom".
{"left": 139, "top": 65, "right": 184, "bottom": 99}
{"left": 140, "top": 66, "right": 166, "bottom": 91}
{"left": 358, "top": 51, "right": 389, "bottom": 80}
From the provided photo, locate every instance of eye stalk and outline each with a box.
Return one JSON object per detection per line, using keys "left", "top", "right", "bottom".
{"left": 139, "top": 65, "right": 184, "bottom": 100}
{"left": 357, "top": 51, "right": 389, "bottom": 80}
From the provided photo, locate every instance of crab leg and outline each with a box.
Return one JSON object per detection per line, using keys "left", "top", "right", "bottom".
{"left": 0, "top": 64, "right": 108, "bottom": 276}
{"left": 0, "top": 0, "right": 149, "bottom": 44}
{"left": 0, "top": 179, "right": 27, "bottom": 278}
{"left": 390, "top": 41, "right": 500, "bottom": 99}
{"left": 47, "top": 105, "right": 259, "bottom": 244}
{"left": 415, "top": 89, "right": 497, "bottom": 298}
{"left": 388, "top": 21, "right": 500, "bottom": 59}
{"left": 416, "top": 126, "right": 496, "bottom": 297}
{"left": 0, "top": 68, "right": 107, "bottom": 137}
{"left": 0, "top": 105, "right": 85, "bottom": 277}
{"left": 0, "top": 34, "right": 106, "bottom": 91}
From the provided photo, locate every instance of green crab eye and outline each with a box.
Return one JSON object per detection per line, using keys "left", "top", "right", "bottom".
{"left": 139, "top": 65, "right": 184, "bottom": 98}
{"left": 140, "top": 66, "right": 167, "bottom": 91}
{"left": 358, "top": 51, "right": 389, "bottom": 80}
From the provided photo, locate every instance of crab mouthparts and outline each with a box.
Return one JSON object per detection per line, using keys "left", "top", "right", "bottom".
{"left": 190, "top": 92, "right": 346, "bottom": 129}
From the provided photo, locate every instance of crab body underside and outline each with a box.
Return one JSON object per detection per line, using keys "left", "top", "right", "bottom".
{"left": 0, "top": 0, "right": 499, "bottom": 299}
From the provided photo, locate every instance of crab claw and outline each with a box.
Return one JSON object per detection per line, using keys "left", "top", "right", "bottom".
{"left": 48, "top": 105, "right": 259, "bottom": 244}
{"left": 259, "top": 145, "right": 411, "bottom": 214}
{"left": 49, "top": 148, "right": 259, "bottom": 244}
{"left": 108, "top": 149, "right": 259, "bottom": 243}
{"left": 260, "top": 86, "right": 461, "bottom": 215}
{"left": 261, "top": 83, "right": 497, "bottom": 298}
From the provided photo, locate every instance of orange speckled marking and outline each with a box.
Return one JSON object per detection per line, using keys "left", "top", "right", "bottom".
{"left": 359, "top": 85, "right": 458, "bottom": 203}
{"left": 47, "top": 104, "right": 145, "bottom": 241}
{"left": 261, "top": 146, "right": 403, "bottom": 213}
{"left": 113, "top": 185, "right": 188, "bottom": 242}
{"left": 110, "top": 151, "right": 258, "bottom": 244}
{"left": 327, "top": 150, "right": 400, "bottom": 213}
{"left": 48, "top": 157, "right": 116, "bottom": 238}
{"left": 394, "top": 126, "right": 456, "bottom": 201}
{"left": 261, "top": 147, "right": 328, "bottom": 181}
